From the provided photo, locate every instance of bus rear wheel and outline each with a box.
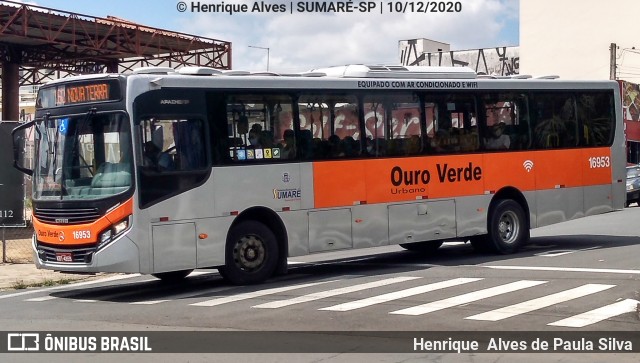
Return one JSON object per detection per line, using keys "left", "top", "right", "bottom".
{"left": 221, "top": 220, "right": 278, "bottom": 285}
{"left": 152, "top": 269, "right": 193, "bottom": 283}
{"left": 485, "top": 199, "right": 528, "bottom": 254}
{"left": 399, "top": 241, "right": 444, "bottom": 253}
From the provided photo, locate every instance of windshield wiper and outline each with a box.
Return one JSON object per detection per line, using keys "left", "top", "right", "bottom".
{"left": 58, "top": 109, "right": 96, "bottom": 200}
{"left": 52, "top": 115, "right": 66, "bottom": 200}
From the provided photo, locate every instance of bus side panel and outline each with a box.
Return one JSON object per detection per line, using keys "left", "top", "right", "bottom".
{"left": 152, "top": 222, "right": 196, "bottom": 272}
{"left": 534, "top": 150, "right": 585, "bottom": 227}
{"left": 213, "top": 164, "right": 303, "bottom": 216}
{"left": 309, "top": 209, "right": 352, "bottom": 253}
{"left": 536, "top": 188, "right": 584, "bottom": 228}
{"left": 352, "top": 204, "right": 390, "bottom": 249}
{"left": 583, "top": 185, "right": 614, "bottom": 216}
{"left": 583, "top": 147, "right": 615, "bottom": 216}
{"left": 454, "top": 195, "right": 492, "bottom": 238}
{"left": 281, "top": 210, "right": 310, "bottom": 257}
{"left": 196, "top": 216, "right": 234, "bottom": 268}
{"left": 388, "top": 200, "right": 456, "bottom": 245}
{"left": 313, "top": 160, "right": 366, "bottom": 209}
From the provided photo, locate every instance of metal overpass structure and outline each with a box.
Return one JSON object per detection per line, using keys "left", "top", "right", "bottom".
{"left": 0, "top": 0, "right": 232, "bottom": 120}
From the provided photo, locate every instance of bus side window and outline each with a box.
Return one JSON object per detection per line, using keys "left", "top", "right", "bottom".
{"left": 531, "top": 93, "right": 577, "bottom": 149}
{"left": 577, "top": 93, "right": 614, "bottom": 147}
{"left": 298, "top": 94, "right": 361, "bottom": 160}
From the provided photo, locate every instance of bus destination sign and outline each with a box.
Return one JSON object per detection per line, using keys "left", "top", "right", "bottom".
{"left": 58, "top": 83, "right": 110, "bottom": 105}
{"left": 36, "top": 80, "right": 121, "bottom": 108}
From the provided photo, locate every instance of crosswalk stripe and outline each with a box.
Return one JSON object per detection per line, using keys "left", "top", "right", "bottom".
{"left": 547, "top": 298, "right": 639, "bottom": 327}
{"left": 130, "top": 286, "right": 236, "bottom": 305}
{"left": 252, "top": 276, "right": 421, "bottom": 309}
{"left": 130, "top": 300, "right": 169, "bottom": 305}
{"left": 466, "top": 283, "right": 615, "bottom": 321}
{"left": 25, "top": 295, "right": 58, "bottom": 302}
{"left": 190, "top": 280, "right": 339, "bottom": 307}
{"left": 320, "top": 278, "right": 482, "bottom": 312}
{"left": 390, "top": 280, "right": 547, "bottom": 316}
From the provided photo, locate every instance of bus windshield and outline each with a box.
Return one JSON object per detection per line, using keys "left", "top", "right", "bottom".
{"left": 33, "top": 112, "right": 132, "bottom": 200}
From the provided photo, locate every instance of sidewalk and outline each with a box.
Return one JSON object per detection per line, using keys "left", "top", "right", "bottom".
{"left": 0, "top": 262, "right": 108, "bottom": 291}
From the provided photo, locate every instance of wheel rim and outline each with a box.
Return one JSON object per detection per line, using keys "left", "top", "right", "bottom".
{"left": 232, "top": 234, "right": 266, "bottom": 272}
{"left": 497, "top": 210, "right": 520, "bottom": 244}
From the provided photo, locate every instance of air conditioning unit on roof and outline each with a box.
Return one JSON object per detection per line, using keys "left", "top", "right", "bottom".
{"left": 309, "top": 64, "right": 477, "bottom": 79}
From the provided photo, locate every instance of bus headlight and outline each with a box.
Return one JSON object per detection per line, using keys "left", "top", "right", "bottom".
{"left": 98, "top": 215, "right": 132, "bottom": 250}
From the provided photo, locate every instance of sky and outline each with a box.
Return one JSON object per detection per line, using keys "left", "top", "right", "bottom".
{"left": 8, "top": 0, "right": 519, "bottom": 73}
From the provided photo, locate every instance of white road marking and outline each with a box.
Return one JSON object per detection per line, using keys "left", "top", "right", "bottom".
{"left": 129, "top": 300, "right": 169, "bottom": 305}
{"left": 466, "top": 284, "right": 615, "bottom": 321}
{"left": 547, "top": 298, "right": 639, "bottom": 327}
{"left": 485, "top": 265, "right": 640, "bottom": 275}
{"left": 130, "top": 286, "right": 236, "bottom": 305}
{"left": 320, "top": 278, "right": 482, "bottom": 312}
{"left": 390, "top": 280, "right": 547, "bottom": 316}
{"left": 187, "top": 271, "right": 216, "bottom": 277}
{"left": 25, "top": 295, "right": 58, "bottom": 302}
{"left": 534, "top": 246, "right": 601, "bottom": 257}
{"left": 253, "top": 276, "right": 421, "bottom": 309}
{"left": 190, "top": 280, "right": 339, "bottom": 307}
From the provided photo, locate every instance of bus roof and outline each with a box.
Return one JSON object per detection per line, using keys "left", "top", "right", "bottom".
{"left": 39, "top": 64, "right": 620, "bottom": 92}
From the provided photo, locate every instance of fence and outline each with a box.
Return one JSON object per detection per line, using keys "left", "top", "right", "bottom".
{"left": 1, "top": 225, "right": 33, "bottom": 263}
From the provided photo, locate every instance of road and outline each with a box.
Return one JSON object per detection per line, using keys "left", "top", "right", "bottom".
{"left": 1, "top": 206, "right": 639, "bottom": 362}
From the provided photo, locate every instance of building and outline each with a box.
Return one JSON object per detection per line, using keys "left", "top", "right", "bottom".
{"left": 399, "top": 39, "right": 519, "bottom": 77}
{"left": 520, "top": 0, "right": 640, "bottom": 163}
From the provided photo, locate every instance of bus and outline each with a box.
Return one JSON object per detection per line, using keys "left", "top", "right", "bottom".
{"left": 12, "top": 64, "right": 625, "bottom": 285}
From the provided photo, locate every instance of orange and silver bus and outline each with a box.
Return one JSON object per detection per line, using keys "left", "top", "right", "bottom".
{"left": 12, "top": 65, "right": 625, "bottom": 284}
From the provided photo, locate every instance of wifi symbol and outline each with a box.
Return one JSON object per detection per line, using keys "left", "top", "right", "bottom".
{"left": 523, "top": 160, "right": 534, "bottom": 172}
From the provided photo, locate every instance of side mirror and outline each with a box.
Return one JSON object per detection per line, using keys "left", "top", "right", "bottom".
{"left": 12, "top": 121, "right": 35, "bottom": 176}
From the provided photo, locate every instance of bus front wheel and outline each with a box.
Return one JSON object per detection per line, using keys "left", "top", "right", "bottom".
{"left": 221, "top": 220, "right": 278, "bottom": 285}
{"left": 485, "top": 199, "right": 529, "bottom": 254}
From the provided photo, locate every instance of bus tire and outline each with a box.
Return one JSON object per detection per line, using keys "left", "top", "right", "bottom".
{"left": 487, "top": 199, "right": 528, "bottom": 254}
{"left": 399, "top": 241, "right": 444, "bottom": 253}
{"left": 223, "top": 220, "right": 278, "bottom": 285}
{"left": 152, "top": 269, "right": 193, "bottom": 283}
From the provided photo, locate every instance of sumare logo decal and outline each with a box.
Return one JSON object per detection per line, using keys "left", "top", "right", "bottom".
{"left": 523, "top": 160, "right": 534, "bottom": 172}
{"left": 273, "top": 188, "right": 301, "bottom": 200}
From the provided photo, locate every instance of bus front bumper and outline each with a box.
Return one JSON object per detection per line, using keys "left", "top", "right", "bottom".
{"left": 33, "top": 234, "right": 140, "bottom": 273}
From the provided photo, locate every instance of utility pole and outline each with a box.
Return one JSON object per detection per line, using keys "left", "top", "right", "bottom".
{"left": 248, "top": 45, "right": 270, "bottom": 71}
{"left": 610, "top": 43, "right": 617, "bottom": 80}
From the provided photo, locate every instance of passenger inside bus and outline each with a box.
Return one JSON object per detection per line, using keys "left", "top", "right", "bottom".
{"left": 248, "top": 128, "right": 262, "bottom": 148}
{"left": 484, "top": 122, "right": 511, "bottom": 150}
{"left": 144, "top": 141, "right": 175, "bottom": 171}
{"left": 280, "top": 129, "right": 296, "bottom": 158}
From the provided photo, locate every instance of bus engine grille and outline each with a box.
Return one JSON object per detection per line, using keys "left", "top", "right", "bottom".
{"left": 34, "top": 207, "right": 101, "bottom": 225}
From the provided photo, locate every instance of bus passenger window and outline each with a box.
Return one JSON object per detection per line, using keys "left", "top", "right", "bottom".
{"left": 224, "top": 94, "right": 294, "bottom": 162}
{"left": 138, "top": 117, "right": 208, "bottom": 207}
{"left": 298, "top": 94, "right": 361, "bottom": 160}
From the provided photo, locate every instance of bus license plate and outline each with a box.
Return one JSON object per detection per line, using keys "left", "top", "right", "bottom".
{"left": 55, "top": 252, "right": 73, "bottom": 262}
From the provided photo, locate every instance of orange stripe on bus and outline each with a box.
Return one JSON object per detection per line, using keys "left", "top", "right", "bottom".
{"left": 313, "top": 148, "right": 613, "bottom": 209}
{"left": 33, "top": 198, "right": 133, "bottom": 246}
